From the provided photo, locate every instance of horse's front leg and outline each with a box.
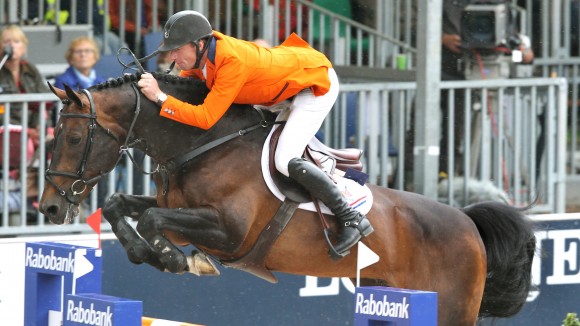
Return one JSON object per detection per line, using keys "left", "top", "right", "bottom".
{"left": 136, "top": 206, "right": 228, "bottom": 275}
{"left": 102, "top": 193, "right": 165, "bottom": 271}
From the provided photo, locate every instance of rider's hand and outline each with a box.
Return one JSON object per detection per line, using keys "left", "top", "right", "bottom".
{"left": 137, "top": 73, "right": 163, "bottom": 104}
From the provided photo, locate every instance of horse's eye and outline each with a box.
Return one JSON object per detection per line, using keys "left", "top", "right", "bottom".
{"left": 67, "top": 135, "right": 82, "bottom": 145}
{"left": 62, "top": 99, "right": 71, "bottom": 105}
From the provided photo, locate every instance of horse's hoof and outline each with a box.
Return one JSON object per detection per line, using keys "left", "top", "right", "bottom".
{"left": 186, "top": 251, "right": 221, "bottom": 276}
{"left": 161, "top": 253, "right": 188, "bottom": 274}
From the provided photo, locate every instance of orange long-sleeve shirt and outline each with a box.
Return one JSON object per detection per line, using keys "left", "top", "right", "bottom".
{"left": 159, "top": 31, "right": 332, "bottom": 130}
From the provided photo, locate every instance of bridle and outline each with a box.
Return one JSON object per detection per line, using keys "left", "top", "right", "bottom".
{"left": 45, "top": 89, "right": 103, "bottom": 205}
{"left": 45, "top": 85, "right": 149, "bottom": 205}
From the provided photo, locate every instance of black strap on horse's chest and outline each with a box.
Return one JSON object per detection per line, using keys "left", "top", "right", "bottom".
{"left": 221, "top": 198, "right": 299, "bottom": 283}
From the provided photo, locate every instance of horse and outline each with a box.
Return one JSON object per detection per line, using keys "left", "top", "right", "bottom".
{"left": 39, "top": 73, "right": 536, "bottom": 326}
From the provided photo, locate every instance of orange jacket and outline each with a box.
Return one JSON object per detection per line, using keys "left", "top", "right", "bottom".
{"left": 160, "top": 31, "right": 333, "bottom": 130}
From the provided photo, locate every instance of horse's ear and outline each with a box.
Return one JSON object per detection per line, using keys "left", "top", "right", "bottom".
{"left": 63, "top": 84, "right": 83, "bottom": 108}
{"left": 47, "top": 82, "right": 66, "bottom": 99}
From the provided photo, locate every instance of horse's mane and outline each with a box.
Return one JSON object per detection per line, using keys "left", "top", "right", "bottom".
{"left": 89, "top": 72, "right": 210, "bottom": 107}
{"left": 88, "top": 72, "right": 275, "bottom": 130}
{"left": 91, "top": 72, "right": 205, "bottom": 91}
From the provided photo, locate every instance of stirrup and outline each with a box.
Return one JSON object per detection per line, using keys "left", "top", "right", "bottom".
{"left": 324, "top": 215, "right": 374, "bottom": 260}
{"left": 324, "top": 228, "right": 350, "bottom": 260}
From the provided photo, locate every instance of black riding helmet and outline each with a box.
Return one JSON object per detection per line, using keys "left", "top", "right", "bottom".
{"left": 158, "top": 10, "right": 213, "bottom": 68}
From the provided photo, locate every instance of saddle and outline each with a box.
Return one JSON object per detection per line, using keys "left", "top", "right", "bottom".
{"left": 268, "top": 124, "right": 363, "bottom": 203}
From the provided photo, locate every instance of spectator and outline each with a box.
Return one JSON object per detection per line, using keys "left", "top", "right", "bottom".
{"left": 55, "top": 36, "right": 111, "bottom": 212}
{"left": 0, "top": 25, "right": 52, "bottom": 220}
{"left": 404, "top": 0, "right": 535, "bottom": 188}
{"left": 54, "top": 36, "right": 107, "bottom": 90}
{"left": 440, "top": 0, "right": 534, "bottom": 175}
{"left": 437, "top": 0, "right": 471, "bottom": 177}
{"left": 67, "top": 0, "right": 128, "bottom": 55}
{"left": 0, "top": 25, "right": 50, "bottom": 129}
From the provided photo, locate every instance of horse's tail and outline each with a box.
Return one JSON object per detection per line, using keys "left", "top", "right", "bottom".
{"left": 462, "top": 201, "right": 536, "bottom": 318}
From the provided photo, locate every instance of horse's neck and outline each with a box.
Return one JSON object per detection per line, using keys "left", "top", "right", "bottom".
{"left": 134, "top": 105, "right": 269, "bottom": 164}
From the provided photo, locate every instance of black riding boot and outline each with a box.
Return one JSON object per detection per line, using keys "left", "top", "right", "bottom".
{"left": 288, "top": 158, "right": 374, "bottom": 258}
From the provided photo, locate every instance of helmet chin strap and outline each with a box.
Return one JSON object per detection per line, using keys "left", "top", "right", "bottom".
{"left": 192, "top": 35, "right": 213, "bottom": 69}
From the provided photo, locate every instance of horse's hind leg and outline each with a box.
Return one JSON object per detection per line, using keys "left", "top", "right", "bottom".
{"left": 102, "top": 193, "right": 165, "bottom": 271}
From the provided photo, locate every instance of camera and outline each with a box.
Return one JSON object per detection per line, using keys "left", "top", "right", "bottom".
{"left": 461, "top": 2, "right": 518, "bottom": 50}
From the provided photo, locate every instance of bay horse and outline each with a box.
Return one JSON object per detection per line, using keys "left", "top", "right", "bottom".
{"left": 39, "top": 73, "right": 536, "bottom": 326}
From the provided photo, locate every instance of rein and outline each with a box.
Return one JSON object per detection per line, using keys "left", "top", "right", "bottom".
{"left": 115, "top": 83, "right": 159, "bottom": 176}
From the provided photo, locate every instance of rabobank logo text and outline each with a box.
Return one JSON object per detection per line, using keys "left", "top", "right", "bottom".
{"left": 66, "top": 300, "right": 113, "bottom": 326}
{"left": 355, "top": 293, "right": 409, "bottom": 319}
{"left": 25, "top": 247, "right": 74, "bottom": 273}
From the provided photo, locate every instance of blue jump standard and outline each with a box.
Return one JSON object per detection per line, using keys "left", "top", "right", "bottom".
{"left": 354, "top": 287, "right": 437, "bottom": 326}
{"left": 24, "top": 242, "right": 102, "bottom": 326}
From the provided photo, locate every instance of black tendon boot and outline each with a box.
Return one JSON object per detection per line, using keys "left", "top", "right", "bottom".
{"left": 288, "top": 158, "right": 374, "bottom": 258}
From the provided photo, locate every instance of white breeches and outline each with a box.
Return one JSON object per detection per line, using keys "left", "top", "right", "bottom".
{"left": 274, "top": 68, "right": 339, "bottom": 177}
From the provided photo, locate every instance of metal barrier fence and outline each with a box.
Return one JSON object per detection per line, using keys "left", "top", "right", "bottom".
{"left": 0, "top": 76, "right": 567, "bottom": 235}
{"left": 0, "top": 94, "right": 57, "bottom": 234}
{"left": 327, "top": 77, "right": 568, "bottom": 213}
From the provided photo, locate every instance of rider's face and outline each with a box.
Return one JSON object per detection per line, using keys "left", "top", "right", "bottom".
{"left": 169, "top": 41, "right": 205, "bottom": 70}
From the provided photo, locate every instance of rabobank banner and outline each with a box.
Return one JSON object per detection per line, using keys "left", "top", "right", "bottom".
{"left": 24, "top": 242, "right": 102, "bottom": 326}
{"left": 64, "top": 293, "right": 142, "bottom": 326}
{"left": 25, "top": 245, "right": 75, "bottom": 273}
{"left": 353, "top": 287, "right": 436, "bottom": 325}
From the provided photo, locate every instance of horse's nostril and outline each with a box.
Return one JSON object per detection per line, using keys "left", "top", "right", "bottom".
{"left": 44, "top": 205, "right": 59, "bottom": 218}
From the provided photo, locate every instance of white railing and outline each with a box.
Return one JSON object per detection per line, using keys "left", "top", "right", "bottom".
{"left": 328, "top": 77, "right": 568, "bottom": 213}
{"left": 0, "top": 76, "right": 567, "bottom": 235}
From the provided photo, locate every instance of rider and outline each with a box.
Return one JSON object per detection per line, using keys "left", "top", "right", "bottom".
{"left": 137, "top": 10, "right": 373, "bottom": 258}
